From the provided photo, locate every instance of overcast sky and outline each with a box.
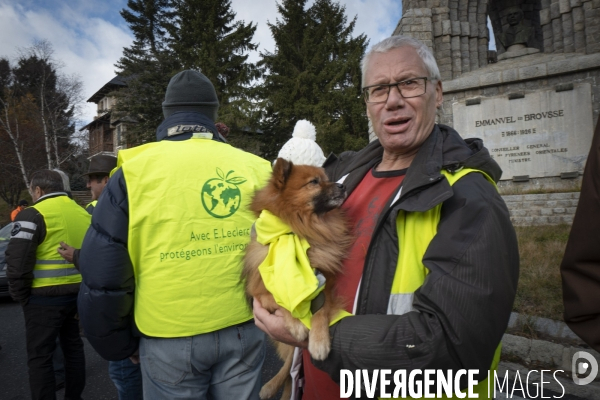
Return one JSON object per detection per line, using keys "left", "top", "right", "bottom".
{"left": 0, "top": 0, "right": 403, "bottom": 126}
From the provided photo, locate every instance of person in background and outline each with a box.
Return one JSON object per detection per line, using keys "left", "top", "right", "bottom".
{"left": 81, "top": 154, "right": 117, "bottom": 214}
{"left": 58, "top": 154, "right": 141, "bottom": 399}
{"left": 11, "top": 199, "right": 29, "bottom": 221}
{"left": 6, "top": 169, "right": 90, "bottom": 400}
{"left": 561, "top": 117, "right": 600, "bottom": 352}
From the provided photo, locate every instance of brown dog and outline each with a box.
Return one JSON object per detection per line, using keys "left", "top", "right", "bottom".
{"left": 243, "top": 158, "right": 351, "bottom": 399}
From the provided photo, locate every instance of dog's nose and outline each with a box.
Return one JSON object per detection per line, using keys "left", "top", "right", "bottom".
{"left": 336, "top": 183, "right": 345, "bottom": 190}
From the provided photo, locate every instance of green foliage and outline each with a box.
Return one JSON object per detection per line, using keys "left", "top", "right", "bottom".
{"left": 114, "top": 0, "right": 179, "bottom": 145}
{"left": 257, "top": 0, "right": 369, "bottom": 160}
{"left": 114, "top": 0, "right": 259, "bottom": 145}
{"left": 168, "top": 0, "right": 259, "bottom": 130}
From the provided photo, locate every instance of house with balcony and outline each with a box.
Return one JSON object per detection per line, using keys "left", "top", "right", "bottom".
{"left": 80, "top": 76, "right": 134, "bottom": 157}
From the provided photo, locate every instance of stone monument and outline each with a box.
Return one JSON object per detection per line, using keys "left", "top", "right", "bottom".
{"left": 393, "top": 0, "right": 600, "bottom": 192}
{"left": 496, "top": 6, "right": 540, "bottom": 60}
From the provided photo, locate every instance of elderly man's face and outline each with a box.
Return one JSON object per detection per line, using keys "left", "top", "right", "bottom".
{"left": 365, "top": 46, "right": 442, "bottom": 159}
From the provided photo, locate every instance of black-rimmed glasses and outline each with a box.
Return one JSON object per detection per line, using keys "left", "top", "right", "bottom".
{"left": 362, "top": 77, "right": 429, "bottom": 104}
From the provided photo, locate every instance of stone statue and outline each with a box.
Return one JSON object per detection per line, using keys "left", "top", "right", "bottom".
{"left": 498, "top": 6, "right": 537, "bottom": 50}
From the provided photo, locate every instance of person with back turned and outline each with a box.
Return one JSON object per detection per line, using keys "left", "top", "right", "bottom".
{"left": 78, "top": 69, "right": 272, "bottom": 398}
{"left": 6, "top": 169, "right": 90, "bottom": 400}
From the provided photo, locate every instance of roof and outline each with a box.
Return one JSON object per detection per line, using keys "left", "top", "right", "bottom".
{"left": 86, "top": 76, "right": 127, "bottom": 103}
{"left": 79, "top": 111, "right": 111, "bottom": 131}
{"left": 112, "top": 115, "right": 138, "bottom": 125}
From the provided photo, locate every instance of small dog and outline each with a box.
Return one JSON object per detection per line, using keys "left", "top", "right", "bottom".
{"left": 243, "top": 158, "right": 351, "bottom": 399}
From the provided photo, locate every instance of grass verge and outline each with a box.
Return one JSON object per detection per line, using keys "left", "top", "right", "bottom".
{"left": 513, "top": 224, "right": 571, "bottom": 321}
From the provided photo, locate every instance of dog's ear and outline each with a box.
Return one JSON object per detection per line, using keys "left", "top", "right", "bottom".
{"left": 273, "top": 158, "right": 293, "bottom": 190}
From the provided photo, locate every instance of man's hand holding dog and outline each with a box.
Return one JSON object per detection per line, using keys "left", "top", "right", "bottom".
{"left": 253, "top": 298, "right": 308, "bottom": 348}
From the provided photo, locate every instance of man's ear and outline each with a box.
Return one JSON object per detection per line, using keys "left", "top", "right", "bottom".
{"left": 272, "top": 158, "right": 293, "bottom": 190}
{"left": 33, "top": 186, "right": 43, "bottom": 199}
{"left": 435, "top": 79, "right": 443, "bottom": 108}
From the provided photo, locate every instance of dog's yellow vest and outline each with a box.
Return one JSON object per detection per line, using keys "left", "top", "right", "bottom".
{"left": 255, "top": 210, "right": 351, "bottom": 329}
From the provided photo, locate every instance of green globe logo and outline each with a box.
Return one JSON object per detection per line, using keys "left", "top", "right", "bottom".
{"left": 201, "top": 168, "right": 247, "bottom": 218}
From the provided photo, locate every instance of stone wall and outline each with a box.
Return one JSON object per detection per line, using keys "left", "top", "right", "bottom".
{"left": 438, "top": 51, "right": 600, "bottom": 186}
{"left": 395, "top": 0, "right": 600, "bottom": 82}
{"left": 503, "top": 192, "right": 579, "bottom": 225}
{"left": 393, "top": 1, "right": 490, "bottom": 81}
{"left": 498, "top": 175, "right": 582, "bottom": 193}
{"left": 539, "top": 0, "right": 600, "bottom": 54}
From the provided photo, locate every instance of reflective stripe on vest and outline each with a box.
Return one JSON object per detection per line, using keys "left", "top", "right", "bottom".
{"left": 31, "top": 196, "right": 91, "bottom": 288}
{"left": 390, "top": 168, "right": 500, "bottom": 399}
{"left": 122, "top": 138, "right": 272, "bottom": 337}
{"left": 33, "top": 267, "right": 80, "bottom": 278}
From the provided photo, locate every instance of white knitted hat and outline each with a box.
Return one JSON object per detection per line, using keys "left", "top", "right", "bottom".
{"left": 276, "top": 120, "right": 326, "bottom": 167}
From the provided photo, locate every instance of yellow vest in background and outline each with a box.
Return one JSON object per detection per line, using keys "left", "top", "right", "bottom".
{"left": 121, "top": 138, "right": 272, "bottom": 337}
{"left": 85, "top": 200, "right": 97, "bottom": 214}
{"left": 391, "top": 168, "right": 500, "bottom": 400}
{"left": 31, "top": 196, "right": 91, "bottom": 288}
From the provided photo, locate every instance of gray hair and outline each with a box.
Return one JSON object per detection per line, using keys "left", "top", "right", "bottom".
{"left": 52, "top": 169, "right": 71, "bottom": 192}
{"left": 361, "top": 35, "right": 441, "bottom": 87}
{"left": 30, "top": 170, "right": 64, "bottom": 194}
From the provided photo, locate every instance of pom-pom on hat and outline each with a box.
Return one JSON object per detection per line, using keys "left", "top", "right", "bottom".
{"left": 277, "top": 120, "right": 326, "bottom": 167}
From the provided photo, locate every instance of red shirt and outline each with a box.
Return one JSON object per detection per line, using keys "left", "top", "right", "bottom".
{"left": 302, "top": 166, "right": 406, "bottom": 400}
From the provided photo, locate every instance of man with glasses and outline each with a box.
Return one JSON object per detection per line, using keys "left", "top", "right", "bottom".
{"left": 253, "top": 35, "right": 519, "bottom": 399}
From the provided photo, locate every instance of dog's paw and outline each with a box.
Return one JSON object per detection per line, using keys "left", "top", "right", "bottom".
{"left": 308, "top": 338, "right": 331, "bottom": 361}
{"left": 259, "top": 383, "right": 278, "bottom": 399}
{"left": 287, "top": 321, "right": 309, "bottom": 342}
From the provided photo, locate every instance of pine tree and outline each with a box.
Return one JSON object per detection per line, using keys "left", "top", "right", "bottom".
{"left": 114, "top": 0, "right": 179, "bottom": 145}
{"left": 114, "top": 0, "right": 260, "bottom": 144}
{"left": 258, "top": 0, "right": 310, "bottom": 158}
{"left": 258, "top": 0, "right": 368, "bottom": 159}
{"left": 168, "top": 0, "right": 259, "bottom": 129}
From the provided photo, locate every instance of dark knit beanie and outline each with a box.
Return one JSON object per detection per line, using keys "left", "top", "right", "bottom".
{"left": 162, "top": 70, "right": 219, "bottom": 121}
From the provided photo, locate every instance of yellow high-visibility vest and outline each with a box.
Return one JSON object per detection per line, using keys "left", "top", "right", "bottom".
{"left": 121, "top": 138, "right": 272, "bottom": 337}
{"left": 85, "top": 200, "right": 97, "bottom": 215}
{"left": 391, "top": 168, "right": 501, "bottom": 399}
{"left": 31, "top": 196, "right": 91, "bottom": 288}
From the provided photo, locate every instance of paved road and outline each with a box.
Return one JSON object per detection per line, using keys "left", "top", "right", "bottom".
{"left": 0, "top": 296, "right": 284, "bottom": 400}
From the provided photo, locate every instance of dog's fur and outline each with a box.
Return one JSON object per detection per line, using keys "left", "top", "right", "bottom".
{"left": 242, "top": 158, "right": 351, "bottom": 399}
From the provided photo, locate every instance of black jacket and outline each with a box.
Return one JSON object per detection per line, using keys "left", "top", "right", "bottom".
{"left": 314, "top": 124, "right": 519, "bottom": 387}
{"left": 6, "top": 193, "right": 81, "bottom": 302}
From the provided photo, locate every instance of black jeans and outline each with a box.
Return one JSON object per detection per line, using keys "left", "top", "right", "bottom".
{"left": 23, "top": 301, "right": 85, "bottom": 400}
